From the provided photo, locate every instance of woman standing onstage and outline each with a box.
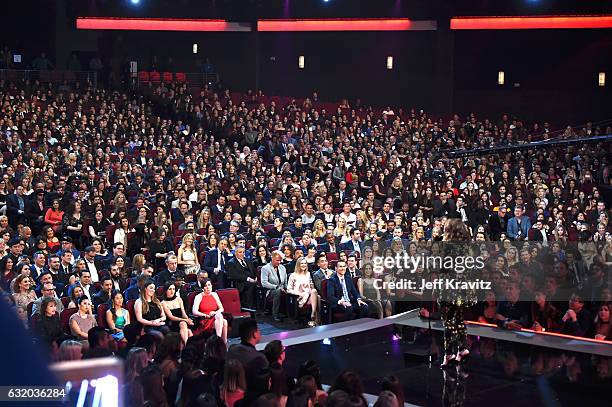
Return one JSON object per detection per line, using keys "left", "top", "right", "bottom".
{"left": 438, "top": 219, "right": 477, "bottom": 367}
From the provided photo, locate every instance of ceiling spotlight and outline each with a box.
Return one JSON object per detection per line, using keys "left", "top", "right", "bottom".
{"left": 130, "top": 0, "right": 141, "bottom": 5}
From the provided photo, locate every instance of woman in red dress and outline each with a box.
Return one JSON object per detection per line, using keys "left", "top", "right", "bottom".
{"left": 191, "top": 279, "right": 228, "bottom": 343}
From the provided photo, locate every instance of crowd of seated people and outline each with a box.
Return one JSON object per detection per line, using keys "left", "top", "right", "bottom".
{"left": 0, "top": 75, "right": 610, "bottom": 404}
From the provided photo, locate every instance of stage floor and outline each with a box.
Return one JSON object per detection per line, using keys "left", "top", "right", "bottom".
{"left": 280, "top": 323, "right": 612, "bottom": 407}
{"left": 393, "top": 311, "right": 612, "bottom": 357}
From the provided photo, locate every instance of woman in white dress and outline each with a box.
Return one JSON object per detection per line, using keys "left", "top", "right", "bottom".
{"left": 287, "top": 257, "right": 319, "bottom": 326}
{"left": 177, "top": 233, "right": 200, "bottom": 275}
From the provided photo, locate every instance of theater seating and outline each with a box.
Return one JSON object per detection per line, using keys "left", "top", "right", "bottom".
{"left": 217, "top": 288, "right": 255, "bottom": 337}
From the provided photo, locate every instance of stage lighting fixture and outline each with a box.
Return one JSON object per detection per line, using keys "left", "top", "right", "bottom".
{"left": 599, "top": 72, "right": 606, "bottom": 87}
{"left": 192, "top": 43, "right": 198, "bottom": 54}
{"left": 498, "top": 71, "right": 505, "bottom": 85}
{"left": 322, "top": 338, "right": 331, "bottom": 345}
{"left": 298, "top": 55, "right": 305, "bottom": 69}
{"left": 387, "top": 56, "right": 393, "bottom": 70}
{"left": 130, "top": 0, "right": 141, "bottom": 5}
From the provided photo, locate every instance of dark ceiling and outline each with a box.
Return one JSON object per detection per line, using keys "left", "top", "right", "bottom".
{"left": 61, "top": 0, "right": 612, "bottom": 21}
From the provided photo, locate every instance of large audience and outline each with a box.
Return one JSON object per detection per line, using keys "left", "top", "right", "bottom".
{"left": 0, "top": 69, "right": 610, "bottom": 406}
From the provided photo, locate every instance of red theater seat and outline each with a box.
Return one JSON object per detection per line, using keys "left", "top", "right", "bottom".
{"left": 97, "top": 304, "right": 109, "bottom": 328}
{"left": 149, "top": 71, "right": 161, "bottom": 83}
{"left": 217, "top": 288, "right": 255, "bottom": 338}
{"left": 60, "top": 308, "right": 78, "bottom": 334}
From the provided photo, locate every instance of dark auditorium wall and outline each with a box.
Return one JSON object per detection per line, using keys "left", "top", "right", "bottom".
{"left": 257, "top": 31, "right": 438, "bottom": 110}
{"left": 39, "top": 0, "right": 612, "bottom": 125}
{"left": 452, "top": 29, "right": 612, "bottom": 124}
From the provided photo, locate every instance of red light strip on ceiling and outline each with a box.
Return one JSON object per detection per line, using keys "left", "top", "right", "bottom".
{"left": 451, "top": 15, "right": 612, "bottom": 30}
{"left": 467, "top": 320, "right": 612, "bottom": 344}
{"left": 76, "top": 17, "right": 251, "bottom": 32}
{"left": 257, "top": 18, "right": 433, "bottom": 32}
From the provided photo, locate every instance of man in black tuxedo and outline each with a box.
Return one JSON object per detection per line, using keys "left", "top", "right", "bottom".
{"left": 339, "top": 228, "right": 364, "bottom": 253}
{"left": 326, "top": 260, "right": 368, "bottom": 321}
{"left": 488, "top": 205, "right": 508, "bottom": 241}
{"left": 189, "top": 270, "right": 209, "bottom": 292}
{"left": 226, "top": 246, "right": 257, "bottom": 308}
{"left": 318, "top": 232, "right": 340, "bottom": 254}
{"left": 203, "top": 237, "right": 230, "bottom": 288}
{"left": 6, "top": 185, "right": 27, "bottom": 229}
{"left": 93, "top": 276, "right": 113, "bottom": 311}
{"left": 157, "top": 254, "right": 185, "bottom": 286}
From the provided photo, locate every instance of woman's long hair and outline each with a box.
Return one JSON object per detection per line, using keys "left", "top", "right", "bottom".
{"left": 443, "top": 218, "right": 471, "bottom": 242}
{"left": 139, "top": 280, "right": 161, "bottom": 316}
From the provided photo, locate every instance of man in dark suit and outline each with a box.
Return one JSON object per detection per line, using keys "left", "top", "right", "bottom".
{"left": 25, "top": 189, "right": 46, "bottom": 236}
{"left": 82, "top": 246, "right": 103, "bottom": 283}
{"left": 47, "top": 254, "right": 70, "bottom": 286}
{"left": 318, "top": 232, "right": 340, "bottom": 254}
{"left": 92, "top": 276, "right": 113, "bottom": 311}
{"left": 488, "top": 205, "right": 508, "bottom": 240}
{"left": 312, "top": 254, "right": 333, "bottom": 293}
{"left": 5, "top": 237, "right": 24, "bottom": 268}
{"left": 6, "top": 185, "right": 27, "bottom": 229}
{"left": 339, "top": 228, "right": 364, "bottom": 253}
{"left": 189, "top": 270, "right": 209, "bottom": 293}
{"left": 203, "top": 237, "right": 230, "bottom": 288}
{"left": 226, "top": 246, "right": 257, "bottom": 308}
{"left": 59, "top": 250, "right": 74, "bottom": 280}
{"left": 30, "top": 251, "right": 47, "bottom": 281}
{"left": 529, "top": 220, "right": 549, "bottom": 242}
{"left": 326, "top": 260, "right": 368, "bottom": 320}
{"left": 108, "top": 263, "right": 128, "bottom": 292}
{"left": 227, "top": 319, "right": 269, "bottom": 383}
{"left": 157, "top": 254, "right": 185, "bottom": 286}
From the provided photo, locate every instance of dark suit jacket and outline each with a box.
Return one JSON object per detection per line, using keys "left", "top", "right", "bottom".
{"left": 157, "top": 268, "right": 186, "bottom": 286}
{"left": 25, "top": 199, "right": 45, "bottom": 224}
{"left": 327, "top": 273, "right": 362, "bottom": 307}
{"left": 6, "top": 194, "right": 26, "bottom": 226}
{"left": 317, "top": 241, "right": 340, "bottom": 254}
{"left": 203, "top": 249, "right": 229, "bottom": 275}
{"left": 226, "top": 257, "right": 256, "bottom": 290}
{"left": 488, "top": 214, "right": 507, "bottom": 240}
{"left": 227, "top": 342, "right": 269, "bottom": 382}
{"left": 92, "top": 290, "right": 111, "bottom": 311}
{"left": 339, "top": 240, "right": 364, "bottom": 253}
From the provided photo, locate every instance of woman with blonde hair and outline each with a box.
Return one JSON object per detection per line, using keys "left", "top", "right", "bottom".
{"left": 333, "top": 217, "right": 350, "bottom": 244}
{"left": 505, "top": 246, "right": 519, "bottom": 268}
{"left": 312, "top": 219, "right": 326, "bottom": 240}
{"left": 287, "top": 257, "right": 320, "bottom": 326}
{"left": 132, "top": 253, "right": 146, "bottom": 276}
{"left": 177, "top": 233, "right": 199, "bottom": 275}
{"left": 197, "top": 207, "right": 212, "bottom": 231}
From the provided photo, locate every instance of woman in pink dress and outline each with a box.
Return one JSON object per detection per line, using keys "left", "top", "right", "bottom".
{"left": 192, "top": 279, "right": 228, "bottom": 343}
